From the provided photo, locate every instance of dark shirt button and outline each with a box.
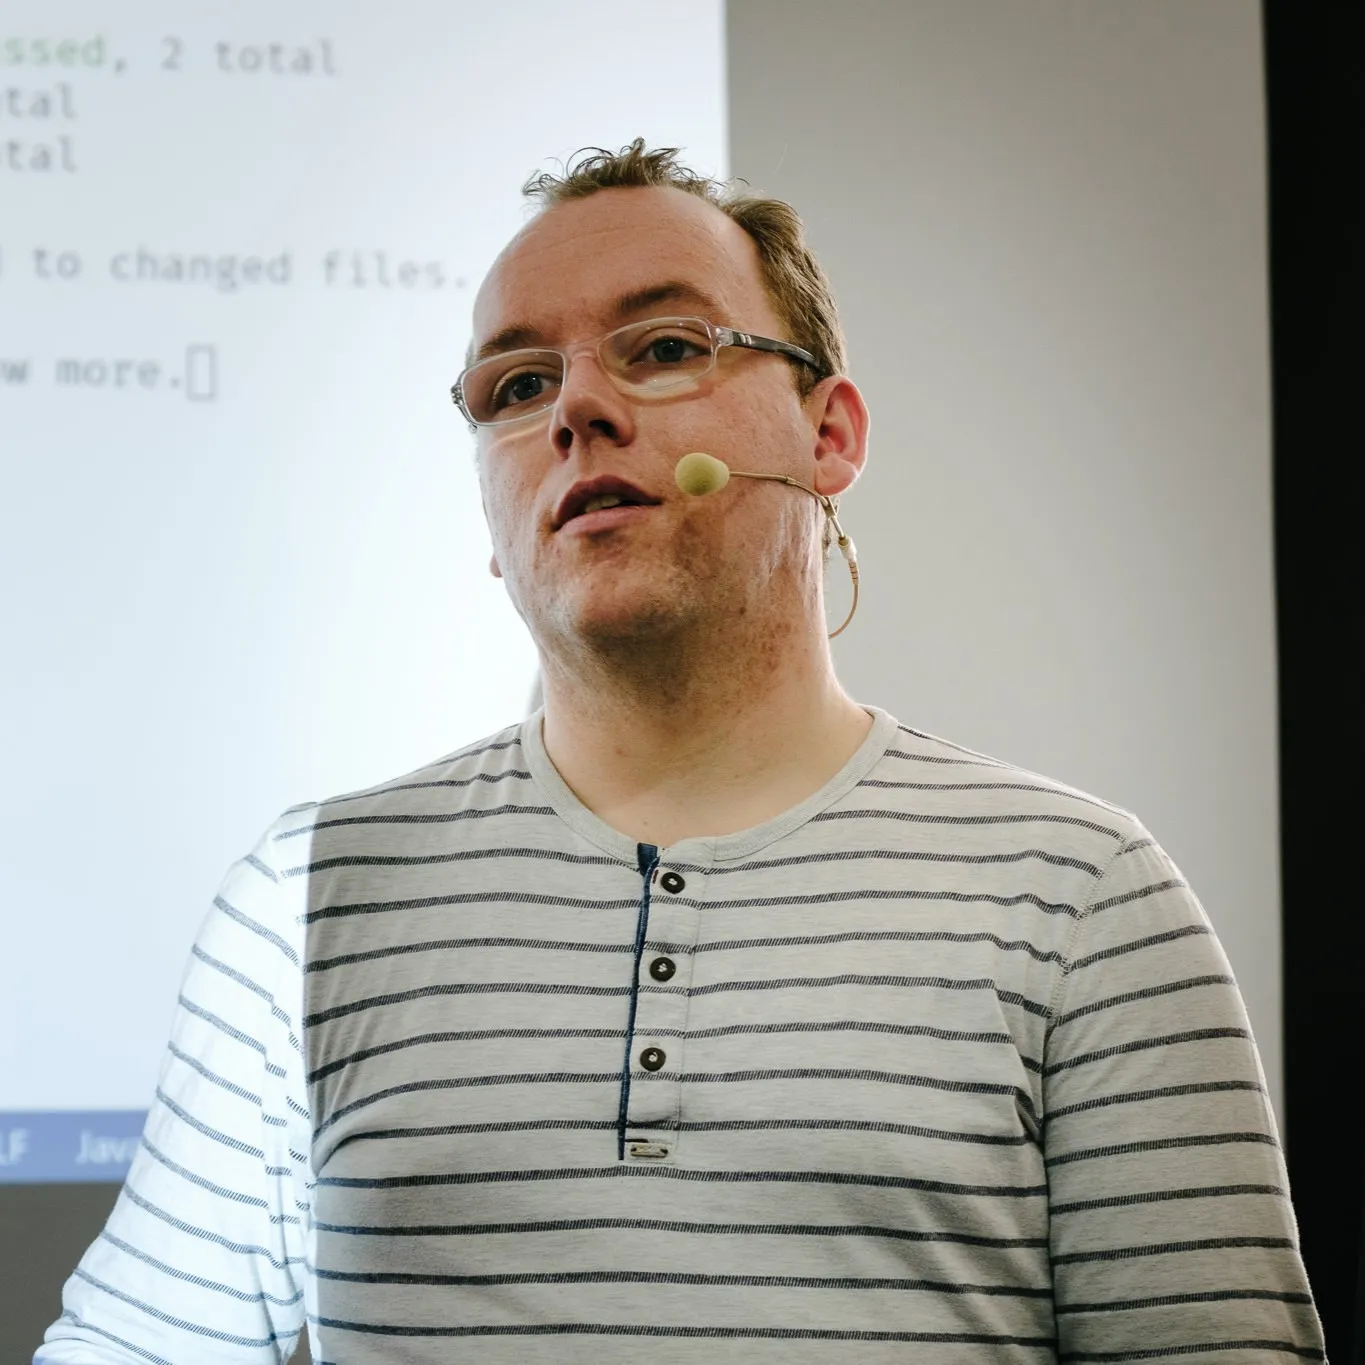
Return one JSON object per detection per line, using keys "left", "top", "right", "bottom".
{"left": 639, "top": 1046, "right": 666, "bottom": 1071}
{"left": 649, "top": 956, "right": 676, "bottom": 982}
{"left": 659, "top": 871, "right": 686, "bottom": 894}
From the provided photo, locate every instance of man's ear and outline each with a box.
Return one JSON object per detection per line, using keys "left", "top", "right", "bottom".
{"left": 808, "top": 375, "right": 870, "bottom": 499}
{"left": 489, "top": 553, "right": 502, "bottom": 579}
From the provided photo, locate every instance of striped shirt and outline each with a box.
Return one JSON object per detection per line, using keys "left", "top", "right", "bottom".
{"left": 37, "top": 705, "right": 1325, "bottom": 1363}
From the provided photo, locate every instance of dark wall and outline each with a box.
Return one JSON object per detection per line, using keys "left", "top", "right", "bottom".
{"left": 2, "top": 1184, "right": 120, "bottom": 1357}
{"left": 0, "top": 1183, "right": 311, "bottom": 1362}
{"left": 1264, "top": 0, "right": 1365, "bottom": 1358}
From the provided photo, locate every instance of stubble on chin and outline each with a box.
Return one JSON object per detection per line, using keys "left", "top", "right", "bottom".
{"left": 545, "top": 562, "right": 692, "bottom": 653}
{"left": 533, "top": 520, "right": 720, "bottom": 662}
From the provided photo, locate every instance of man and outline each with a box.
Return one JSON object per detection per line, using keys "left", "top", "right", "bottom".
{"left": 39, "top": 140, "right": 1323, "bottom": 1362}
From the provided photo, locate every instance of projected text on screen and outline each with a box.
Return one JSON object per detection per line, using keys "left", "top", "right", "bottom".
{"left": 0, "top": 0, "right": 725, "bottom": 1181}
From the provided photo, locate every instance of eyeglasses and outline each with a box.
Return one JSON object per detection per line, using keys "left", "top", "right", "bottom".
{"left": 451, "top": 315, "right": 825, "bottom": 431}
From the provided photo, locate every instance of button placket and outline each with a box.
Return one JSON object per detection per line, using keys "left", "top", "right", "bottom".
{"left": 625, "top": 859, "right": 702, "bottom": 1161}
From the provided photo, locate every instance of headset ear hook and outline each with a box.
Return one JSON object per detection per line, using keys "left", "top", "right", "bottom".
{"left": 740, "top": 476, "right": 859, "bottom": 638}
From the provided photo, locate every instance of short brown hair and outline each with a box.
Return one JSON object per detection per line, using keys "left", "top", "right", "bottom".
{"left": 521, "top": 138, "right": 846, "bottom": 400}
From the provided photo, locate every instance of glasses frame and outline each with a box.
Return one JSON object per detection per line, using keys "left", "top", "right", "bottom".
{"left": 450, "top": 315, "right": 826, "bottom": 432}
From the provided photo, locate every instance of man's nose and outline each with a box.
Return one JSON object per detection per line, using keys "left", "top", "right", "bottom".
{"left": 550, "top": 350, "right": 634, "bottom": 455}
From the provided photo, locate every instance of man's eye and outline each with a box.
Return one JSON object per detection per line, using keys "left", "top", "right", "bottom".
{"left": 492, "top": 367, "right": 559, "bottom": 409}
{"left": 629, "top": 333, "right": 708, "bottom": 366}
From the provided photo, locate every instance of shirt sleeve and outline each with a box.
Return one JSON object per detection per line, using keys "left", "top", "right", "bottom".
{"left": 1044, "top": 825, "right": 1325, "bottom": 1360}
{"left": 35, "top": 809, "right": 317, "bottom": 1365}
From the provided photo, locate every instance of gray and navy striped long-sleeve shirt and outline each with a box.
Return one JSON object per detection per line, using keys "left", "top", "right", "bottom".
{"left": 37, "top": 705, "right": 1325, "bottom": 1362}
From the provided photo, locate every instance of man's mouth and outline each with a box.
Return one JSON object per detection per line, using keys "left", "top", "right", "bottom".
{"left": 555, "top": 477, "right": 662, "bottom": 529}
{"left": 561, "top": 498, "right": 655, "bottom": 533}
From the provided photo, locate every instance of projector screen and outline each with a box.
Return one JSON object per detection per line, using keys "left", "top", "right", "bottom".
{"left": 0, "top": 0, "right": 727, "bottom": 1182}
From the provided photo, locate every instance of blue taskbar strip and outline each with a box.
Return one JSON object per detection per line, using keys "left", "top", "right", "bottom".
{"left": 0, "top": 1112, "right": 147, "bottom": 1184}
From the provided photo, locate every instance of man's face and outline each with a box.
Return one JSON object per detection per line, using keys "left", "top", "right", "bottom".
{"left": 471, "top": 185, "right": 837, "bottom": 657}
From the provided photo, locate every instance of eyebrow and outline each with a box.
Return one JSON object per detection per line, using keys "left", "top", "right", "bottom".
{"left": 469, "top": 281, "right": 728, "bottom": 365}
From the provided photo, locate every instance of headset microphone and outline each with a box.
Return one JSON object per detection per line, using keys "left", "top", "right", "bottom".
{"left": 673, "top": 452, "right": 860, "bottom": 638}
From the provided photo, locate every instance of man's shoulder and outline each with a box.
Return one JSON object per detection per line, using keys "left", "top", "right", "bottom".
{"left": 865, "top": 715, "right": 1145, "bottom": 851}
{"left": 247, "top": 716, "right": 535, "bottom": 881}
{"left": 311, "top": 715, "right": 532, "bottom": 817}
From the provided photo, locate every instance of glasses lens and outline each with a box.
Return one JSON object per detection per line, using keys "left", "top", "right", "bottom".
{"left": 462, "top": 350, "right": 564, "bottom": 425}
{"left": 603, "top": 317, "right": 715, "bottom": 392}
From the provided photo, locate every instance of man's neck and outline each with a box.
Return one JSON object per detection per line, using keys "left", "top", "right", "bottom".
{"left": 537, "top": 630, "right": 873, "bottom": 849}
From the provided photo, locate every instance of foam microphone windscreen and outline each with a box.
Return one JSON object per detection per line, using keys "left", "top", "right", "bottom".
{"left": 674, "top": 451, "right": 731, "bottom": 496}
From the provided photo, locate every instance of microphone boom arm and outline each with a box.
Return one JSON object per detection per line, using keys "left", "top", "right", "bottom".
{"left": 727, "top": 471, "right": 860, "bottom": 639}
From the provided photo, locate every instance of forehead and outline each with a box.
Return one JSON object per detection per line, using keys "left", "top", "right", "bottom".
{"left": 472, "top": 186, "right": 776, "bottom": 347}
